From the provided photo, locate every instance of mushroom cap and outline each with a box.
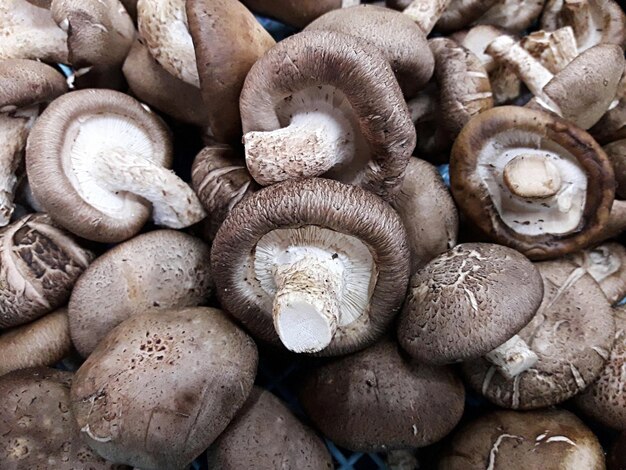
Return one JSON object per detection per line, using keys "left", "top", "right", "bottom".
{"left": 70, "top": 307, "right": 258, "bottom": 470}
{"left": 435, "top": 0, "right": 498, "bottom": 33}
{"left": 475, "top": 0, "right": 546, "bottom": 32}
{"left": 0, "top": 367, "right": 124, "bottom": 468}
{"left": 450, "top": 106, "right": 615, "bottom": 260}
{"left": 68, "top": 229, "right": 213, "bottom": 357}
{"left": 591, "top": 70, "right": 626, "bottom": 145}
{"left": 190, "top": 144, "right": 258, "bottom": 241}
{"left": 240, "top": 30, "right": 415, "bottom": 200}
{"left": 241, "top": 0, "right": 346, "bottom": 28}
{"left": 186, "top": 0, "right": 275, "bottom": 143}
{"left": 211, "top": 178, "right": 410, "bottom": 356}
{"left": 398, "top": 243, "right": 543, "bottom": 364}
{"left": 391, "top": 157, "right": 458, "bottom": 272}
{"left": 463, "top": 258, "right": 615, "bottom": 409}
{"left": 299, "top": 339, "right": 465, "bottom": 452}
{"left": 0, "top": 308, "right": 71, "bottom": 376}
{"left": 605, "top": 140, "right": 626, "bottom": 199}
{"left": 26, "top": 89, "right": 173, "bottom": 243}
{"left": 0, "top": 213, "right": 93, "bottom": 329}
{"left": 574, "top": 305, "right": 626, "bottom": 430}
{"left": 305, "top": 5, "right": 434, "bottom": 98}
{"left": 207, "top": 387, "right": 332, "bottom": 469}
{"left": 439, "top": 408, "right": 605, "bottom": 470}
{"left": 0, "top": 59, "right": 67, "bottom": 111}
{"left": 608, "top": 432, "right": 626, "bottom": 470}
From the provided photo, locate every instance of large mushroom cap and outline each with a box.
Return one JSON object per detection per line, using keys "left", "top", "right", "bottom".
{"left": 0, "top": 59, "right": 67, "bottom": 111}
{"left": 69, "top": 230, "right": 213, "bottom": 357}
{"left": 240, "top": 30, "right": 415, "bottom": 200}
{"left": 207, "top": 387, "right": 332, "bottom": 469}
{"left": 71, "top": 307, "right": 258, "bottom": 470}
{"left": 463, "top": 258, "right": 615, "bottom": 409}
{"left": 398, "top": 243, "right": 543, "bottom": 365}
{"left": 299, "top": 339, "right": 465, "bottom": 452}
{"left": 451, "top": 106, "right": 615, "bottom": 260}
{"left": 439, "top": 408, "right": 605, "bottom": 469}
{"left": 0, "top": 367, "right": 124, "bottom": 468}
{"left": 211, "top": 178, "right": 410, "bottom": 356}
{"left": 241, "top": 0, "right": 357, "bottom": 28}
{"left": 305, "top": 5, "right": 434, "bottom": 98}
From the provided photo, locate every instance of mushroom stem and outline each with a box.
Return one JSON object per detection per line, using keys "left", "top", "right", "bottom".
{"left": 244, "top": 110, "right": 355, "bottom": 186}
{"left": 562, "top": 0, "right": 592, "bottom": 48}
{"left": 272, "top": 255, "right": 343, "bottom": 354}
{"left": 485, "top": 334, "right": 539, "bottom": 380}
{"left": 92, "top": 148, "right": 206, "bottom": 228}
{"left": 503, "top": 154, "right": 563, "bottom": 199}
{"left": 521, "top": 27, "right": 578, "bottom": 74}
{"left": 403, "top": 0, "right": 451, "bottom": 35}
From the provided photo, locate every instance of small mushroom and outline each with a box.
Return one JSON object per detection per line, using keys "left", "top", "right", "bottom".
{"left": 71, "top": 307, "right": 258, "bottom": 470}
{"left": 450, "top": 106, "right": 615, "bottom": 260}
{"left": 463, "top": 257, "right": 615, "bottom": 409}
{"left": 474, "top": 0, "right": 547, "bottom": 33}
{"left": 305, "top": 5, "right": 434, "bottom": 98}
{"left": 211, "top": 178, "right": 410, "bottom": 355}
{"left": 608, "top": 432, "right": 626, "bottom": 470}
{"left": 299, "top": 339, "right": 465, "bottom": 452}
{"left": 186, "top": 0, "right": 275, "bottom": 143}
{"left": 0, "top": 367, "right": 125, "bottom": 468}
{"left": 574, "top": 303, "right": 626, "bottom": 430}
{"left": 68, "top": 230, "right": 213, "bottom": 357}
{"left": 240, "top": 31, "right": 415, "bottom": 199}
{"left": 439, "top": 408, "right": 605, "bottom": 469}
{"left": 26, "top": 89, "right": 206, "bottom": 243}
{"left": 0, "top": 308, "right": 70, "bottom": 376}
{"left": 398, "top": 243, "right": 543, "bottom": 379}
{"left": 191, "top": 144, "right": 259, "bottom": 241}
{"left": 206, "top": 387, "right": 332, "bottom": 469}
{"left": 0, "top": 213, "right": 93, "bottom": 329}
{"left": 240, "top": 0, "right": 361, "bottom": 28}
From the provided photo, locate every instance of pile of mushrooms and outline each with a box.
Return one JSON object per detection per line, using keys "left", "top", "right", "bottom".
{"left": 1, "top": 0, "right": 626, "bottom": 468}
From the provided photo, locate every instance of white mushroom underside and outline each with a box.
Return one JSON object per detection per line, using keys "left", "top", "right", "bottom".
{"left": 477, "top": 129, "right": 587, "bottom": 235}
{"left": 63, "top": 113, "right": 161, "bottom": 218}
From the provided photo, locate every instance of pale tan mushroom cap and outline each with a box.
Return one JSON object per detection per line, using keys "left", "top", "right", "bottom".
{"left": 0, "top": 59, "right": 67, "bottom": 111}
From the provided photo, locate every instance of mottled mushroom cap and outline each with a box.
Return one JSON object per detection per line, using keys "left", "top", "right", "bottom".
{"left": 211, "top": 178, "right": 410, "bottom": 356}
{"left": 463, "top": 258, "right": 615, "bottom": 409}
{"left": 0, "top": 367, "right": 124, "bottom": 469}
{"left": 398, "top": 243, "right": 543, "bottom": 364}
{"left": 207, "top": 387, "right": 332, "bottom": 469}
{"left": 305, "top": 5, "right": 434, "bottom": 98}
{"left": 605, "top": 139, "right": 626, "bottom": 199}
{"left": 241, "top": 0, "right": 353, "bottom": 28}
{"left": 299, "top": 340, "right": 465, "bottom": 452}
{"left": 435, "top": 0, "right": 498, "bottom": 32}
{"left": 0, "top": 59, "right": 67, "bottom": 111}
{"left": 239, "top": 30, "right": 415, "bottom": 200}
{"left": 439, "top": 409, "right": 605, "bottom": 470}
{"left": 71, "top": 307, "right": 258, "bottom": 470}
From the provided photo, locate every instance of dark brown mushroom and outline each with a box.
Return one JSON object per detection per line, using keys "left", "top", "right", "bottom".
{"left": 240, "top": 0, "right": 361, "bottom": 28}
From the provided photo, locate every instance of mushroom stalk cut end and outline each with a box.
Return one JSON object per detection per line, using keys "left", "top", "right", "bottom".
{"left": 503, "top": 153, "right": 563, "bottom": 198}
{"left": 485, "top": 334, "right": 538, "bottom": 380}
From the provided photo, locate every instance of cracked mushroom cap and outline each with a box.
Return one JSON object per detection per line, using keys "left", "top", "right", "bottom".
{"left": 305, "top": 5, "right": 434, "bottom": 98}
{"left": 574, "top": 304, "right": 626, "bottom": 430}
{"left": 207, "top": 387, "right": 332, "bottom": 469}
{"left": 70, "top": 307, "right": 258, "bottom": 470}
{"left": 450, "top": 106, "right": 615, "bottom": 260}
{"left": 0, "top": 308, "right": 71, "bottom": 376}
{"left": 241, "top": 0, "right": 361, "bottom": 28}
{"left": 475, "top": 0, "right": 547, "bottom": 32}
{"left": 26, "top": 89, "right": 205, "bottom": 243}
{"left": 240, "top": 30, "right": 415, "bottom": 199}
{"left": 186, "top": 0, "right": 275, "bottom": 143}
{"left": 439, "top": 408, "right": 605, "bottom": 470}
{"left": 605, "top": 140, "right": 626, "bottom": 199}
{"left": 0, "top": 367, "right": 125, "bottom": 469}
{"left": 0, "top": 213, "right": 93, "bottom": 329}
{"left": 299, "top": 339, "right": 465, "bottom": 452}
{"left": 398, "top": 243, "right": 543, "bottom": 364}
{"left": 463, "top": 257, "right": 615, "bottom": 409}
{"left": 211, "top": 178, "right": 410, "bottom": 356}
{"left": 0, "top": 59, "right": 67, "bottom": 112}
{"left": 68, "top": 230, "right": 213, "bottom": 357}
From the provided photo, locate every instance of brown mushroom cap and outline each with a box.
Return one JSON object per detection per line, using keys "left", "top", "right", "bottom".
{"left": 239, "top": 30, "right": 415, "bottom": 200}
{"left": 590, "top": 70, "right": 626, "bottom": 145}
{"left": 299, "top": 339, "right": 465, "bottom": 452}
{"left": 398, "top": 243, "right": 543, "bottom": 364}
{"left": 0, "top": 367, "right": 124, "bottom": 468}
{"left": 68, "top": 230, "right": 213, "bottom": 357}
{"left": 439, "top": 408, "right": 605, "bottom": 470}
{"left": 435, "top": 0, "right": 498, "bottom": 32}
{"left": 211, "top": 178, "right": 410, "bottom": 356}
{"left": 574, "top": 305, "right": 626, "bottom": 430}
{"left": 450, "top": 106, "right": 615, "bottom": 260}
{"left": 305, "top": 5, "right": 434, "bottom": 98}
{"left": 463, "top": 258, "right": 615, "bottom": 409}
{"left": 207, "top": 387, "right": 332, "bottom": 469}
{"left": 71, "top": 307, "right": 258, "bottom": 470}
{"left": 0, "top": 59, "right": 67, "bottom": 111}
{"left": 0, "top": 213, "right": 93, "bottom": 329}
{"left": 606, "top": 140, "right": 626, "bottom": 199}
{"left": 186, "top": 0, "right": 275, "bottom": 143}
{"left": 475, "top": 0, "right": 546, "bottom": 32}
{"left": 241, "top": 0, "right": 355, "bottom": 28}
{"left": 0, "top": 308, "right": 71, "bottom": 376}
